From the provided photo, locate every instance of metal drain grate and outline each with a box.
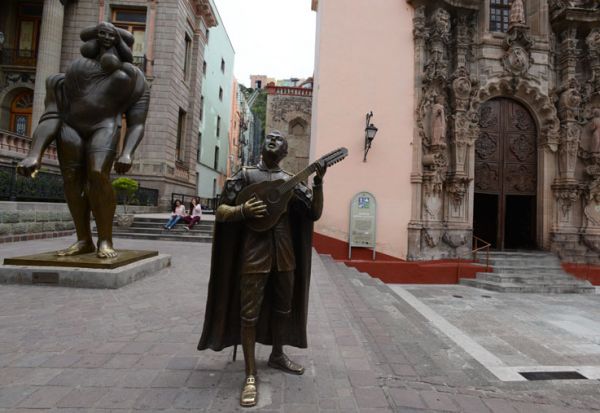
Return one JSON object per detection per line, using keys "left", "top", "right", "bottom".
{"left": 519, "top": 371, "right": 587, "bottom": 381}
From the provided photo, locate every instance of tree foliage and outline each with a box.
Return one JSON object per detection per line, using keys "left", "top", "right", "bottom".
{"left": 112, "top": 177, "right": 139, "bottom": 214}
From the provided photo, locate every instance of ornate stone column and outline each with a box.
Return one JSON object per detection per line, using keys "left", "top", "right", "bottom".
{"left": 31, "top": 0, "right": 64, "bottom": 131}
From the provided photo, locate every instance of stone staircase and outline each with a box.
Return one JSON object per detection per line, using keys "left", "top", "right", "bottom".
{"left": 94, "top": 217, "right": 214, "bottom": 243}
{"left": 459, "top": 251, "right": 595, "bottom": 293}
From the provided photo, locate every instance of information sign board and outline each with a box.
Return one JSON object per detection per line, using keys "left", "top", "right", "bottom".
{"left": 348, "top": 192, "right": 377, "bottom": 259}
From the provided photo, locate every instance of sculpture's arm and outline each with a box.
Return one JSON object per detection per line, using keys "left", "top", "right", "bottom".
{"left": 309, "top": 163, "right": 326, "bottom": 221}
{"left": 114, "top": 80, "right": 150, "bottom": 174}
{"left": 310, "top": 179, "right": 324, "bottom": 221}
{"left": 17, "top": 75, "right": 62, "bottom": 177}
{"left": 114, "top": 28, "right": 134, "bottom": 63}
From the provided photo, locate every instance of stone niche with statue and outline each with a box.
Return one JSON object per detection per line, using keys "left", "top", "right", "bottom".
{"left": 406, "top": 0, "right": 600, "bottom": 263}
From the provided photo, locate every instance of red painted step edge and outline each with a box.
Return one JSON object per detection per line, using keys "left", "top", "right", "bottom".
{"left": 313, "top": 232, "right": 487, "bottom": 284}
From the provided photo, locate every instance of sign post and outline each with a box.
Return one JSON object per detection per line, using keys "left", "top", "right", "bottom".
{"left": 348, "top": 192, "right": 377, "bottom": 260}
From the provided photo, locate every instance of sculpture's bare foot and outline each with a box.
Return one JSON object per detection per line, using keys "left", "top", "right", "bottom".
{"left": 97, "top": 239, "right": 118, "bottom": 258}
{"left": 240, "top": 375, "right": 257, "bottom": 407}
{"left": 56, "top": 240, "right": 95, "bottom": 257}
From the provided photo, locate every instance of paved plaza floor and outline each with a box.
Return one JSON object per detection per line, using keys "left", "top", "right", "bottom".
{"left": 0, "top": 236, "right": 600, "bottom": 412}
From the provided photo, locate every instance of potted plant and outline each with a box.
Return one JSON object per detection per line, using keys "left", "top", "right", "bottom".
{"left": 112, "top": 177, "right": 139, "bottom": 227}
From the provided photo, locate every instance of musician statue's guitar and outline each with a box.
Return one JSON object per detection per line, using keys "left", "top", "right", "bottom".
{"left": 236, "top": 147, "right": 348, "bottom": 232}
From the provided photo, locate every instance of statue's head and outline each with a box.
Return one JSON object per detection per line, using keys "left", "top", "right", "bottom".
{"left": 593, "top": 108, "right": 600, "bottom": 118}
{"left": 97, "top": 22, "right": 117, "bottom": 49}
{"left": 80, "top": 22, "right": 134, "bottom": 63}
{"left": 261, "top": 130, "right": 288, "bottom": 164}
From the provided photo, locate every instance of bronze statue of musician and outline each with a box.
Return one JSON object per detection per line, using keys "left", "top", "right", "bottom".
{"left": 198, "top": 130, "right": 346, "bottom": 407}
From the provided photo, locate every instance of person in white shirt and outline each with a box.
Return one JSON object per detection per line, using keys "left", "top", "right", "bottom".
{"left": 183, "top": 197, "right": 202, "bottom": 231}
{"left": 164, "top": 199, "right": 186, "bottom": 230}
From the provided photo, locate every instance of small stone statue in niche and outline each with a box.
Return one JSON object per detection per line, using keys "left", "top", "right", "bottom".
{"left": 589, "top": 108, "right": 600, "bottom": 154}
{"left": 509, "top": 0, "right": 526, "bottom": 27}
{"left": 430, "top": 95, "right": 447, "bottom": 147}
{"left": 585, "top": 186, "right": 600, "bottom": 228}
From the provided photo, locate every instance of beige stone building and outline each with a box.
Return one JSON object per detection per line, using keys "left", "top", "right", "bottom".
{"left": 0, "top": 0, "right": 217, "bottom": 207}
{"left": 265, "top": 80, "right": 312, "bottom": 174}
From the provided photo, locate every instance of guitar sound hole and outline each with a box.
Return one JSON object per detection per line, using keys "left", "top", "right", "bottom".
{"left": 267, "top": 191, "right": 280, "bottom": 203}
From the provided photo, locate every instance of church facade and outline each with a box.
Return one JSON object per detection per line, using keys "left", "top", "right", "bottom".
{"left": 311, "top": 0, "right": 600, "bottom": 265}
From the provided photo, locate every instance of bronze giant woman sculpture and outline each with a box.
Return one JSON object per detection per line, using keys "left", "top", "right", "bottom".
{"left": 17, "top": 22, "right": 150, "bottom": 258}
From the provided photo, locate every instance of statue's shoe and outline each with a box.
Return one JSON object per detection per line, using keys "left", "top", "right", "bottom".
{"left": 240, "top": 375, "right": 257, "bottom": 407}
{"left": 268, "top": 353, "right": 305, "bottom": 375}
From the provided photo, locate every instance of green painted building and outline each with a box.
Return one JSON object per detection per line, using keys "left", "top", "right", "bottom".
{"left": 196, "top": 0, "right": 235, "bottom": 200}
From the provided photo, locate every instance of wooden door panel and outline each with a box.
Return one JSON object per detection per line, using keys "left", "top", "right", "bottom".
{"left": 475, "top": 98, "right": 537, "bottom": 248}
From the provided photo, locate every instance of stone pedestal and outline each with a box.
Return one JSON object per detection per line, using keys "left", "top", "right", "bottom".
{"left": 1, "top": 251, "right": 171, "bottom": 289}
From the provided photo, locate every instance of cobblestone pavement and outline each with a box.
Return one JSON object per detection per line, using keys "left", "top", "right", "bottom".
{"left": 0, "top": 237, "right": 599, "bottom": 412}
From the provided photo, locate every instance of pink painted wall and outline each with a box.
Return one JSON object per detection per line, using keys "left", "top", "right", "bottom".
{"left": 311, "top": 0, "right": 414, "bottom": 259}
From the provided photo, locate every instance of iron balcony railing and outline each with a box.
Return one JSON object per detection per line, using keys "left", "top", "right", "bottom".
{"left": 0, "top": 48, "right": 37, "bottom": 67}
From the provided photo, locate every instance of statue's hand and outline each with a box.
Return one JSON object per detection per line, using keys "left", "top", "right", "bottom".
{"left": 17, "top": 156, "right": 41, "bottom": 178}
{"left": 314, "top": 163, "right": 327, "bottom": 185}
{"left": 242, "top": 196, "right": 267, "bottom": 219}
{"left": 114, "top": 154, "right": 133, "bottom": 174}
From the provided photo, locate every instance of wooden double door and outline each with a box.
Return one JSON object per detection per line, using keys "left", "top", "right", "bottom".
{"left": 473, "top": 98, "right": 537, "bottom": 250}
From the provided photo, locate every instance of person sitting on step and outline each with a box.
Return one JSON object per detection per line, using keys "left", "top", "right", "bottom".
{"left": 164, "top": 199, "right": 186, "bottom": 230}
{"left": 183, "top": 197, "right": 202, "bottom": 231}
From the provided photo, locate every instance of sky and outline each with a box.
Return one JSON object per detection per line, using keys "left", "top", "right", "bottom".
{"left": 212, "top": 0, "right": 316, "bottom": 87}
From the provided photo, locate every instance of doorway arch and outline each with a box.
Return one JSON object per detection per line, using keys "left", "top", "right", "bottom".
{"left": 9, "top": 90, "right": 33, "bottom": 136}
{"left": 473, "top": 97, "right": 538, "bottom": 250}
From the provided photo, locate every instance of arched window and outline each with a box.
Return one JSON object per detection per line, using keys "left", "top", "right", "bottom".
{"left": 490, "top": 0, "right": 510, "bottom": 33}
{"left": 10, "top": 90, "right": 33, "bottom": 136}
{"left": 288, "top": 118, "right": 307, "bottom": 136}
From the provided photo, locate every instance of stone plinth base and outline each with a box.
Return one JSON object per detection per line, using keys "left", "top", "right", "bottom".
{"left": 0, "top": 251, "right": 171, "bottom": 289}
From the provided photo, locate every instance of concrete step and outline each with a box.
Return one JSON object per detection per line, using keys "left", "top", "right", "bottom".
{"left": 129, "top": 222, "right": 213, "bottom": 230}
{"left": 459, "top": 278, "right": 595, "bottom": 294}
{"left": 487, "top": 265, "right": 565, "bottom": 274}
{"left": 484, "top": 257, "right": 560, "bottom": 266}
{"left": 95, "top": 230, "right": 212, "bottom": 243}
{"left": 476, "top": 272, "right": 590, "bottom": 285}
{"left": 487, "top": 250, "right": 556, "bottom": 258}
{"left": 112, "top": 227, "right": 212, "bottom": 235}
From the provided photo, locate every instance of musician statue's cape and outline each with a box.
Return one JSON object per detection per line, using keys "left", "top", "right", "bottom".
{"left": 197, "top": 166, "right": 315, "bottom": 351}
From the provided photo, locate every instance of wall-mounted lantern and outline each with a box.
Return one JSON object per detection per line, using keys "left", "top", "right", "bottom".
{"left": 363, "top": 111, "right": 378, "bottom": 162}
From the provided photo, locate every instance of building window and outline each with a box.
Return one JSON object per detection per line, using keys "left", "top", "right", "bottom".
{"left": 255, "top": 80, "right": 262, "bottom": 89}
{"left": 176, "top": 109, "right": 187, "bottom": 161}
{"left": 112, "top": 7, "right": 147, "bottom": 70}
{"left": 217, "top": 116, "right": 221, "bottom": 137}
{"left": 214, "top": 146, "right": 219, "bottom": 170}
{"left": 206, "top": 28, "right": 210, "bottom": 43}
{"left": 15, "top": 3, "right": 42, "bottom": 63}
{"left": 202, "top": 61, "right": 207, "bottom": 75}
{"left": 490, "top": 0, "right": 510, "bottom": 33}
{"left": 197, "top": 132, "right": 202, "bottom": 162}
{"left": 219, "top": 87, "right": 223, "bottom": 101}
{"left": 221, "top": 58, "right": 225, "bottom": 73}
{"left": 183, "top": 34, "right": 192, "bottom": 80}
{"left": 200, "top": 95, "right": 204, "bottom": 122}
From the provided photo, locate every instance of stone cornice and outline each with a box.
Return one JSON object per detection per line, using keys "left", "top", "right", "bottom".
{"left": 189, "top": 0, "right": 218, "bottom": 27}
{"left": 551, "top": 4, "right": 600, "bottom": 30}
